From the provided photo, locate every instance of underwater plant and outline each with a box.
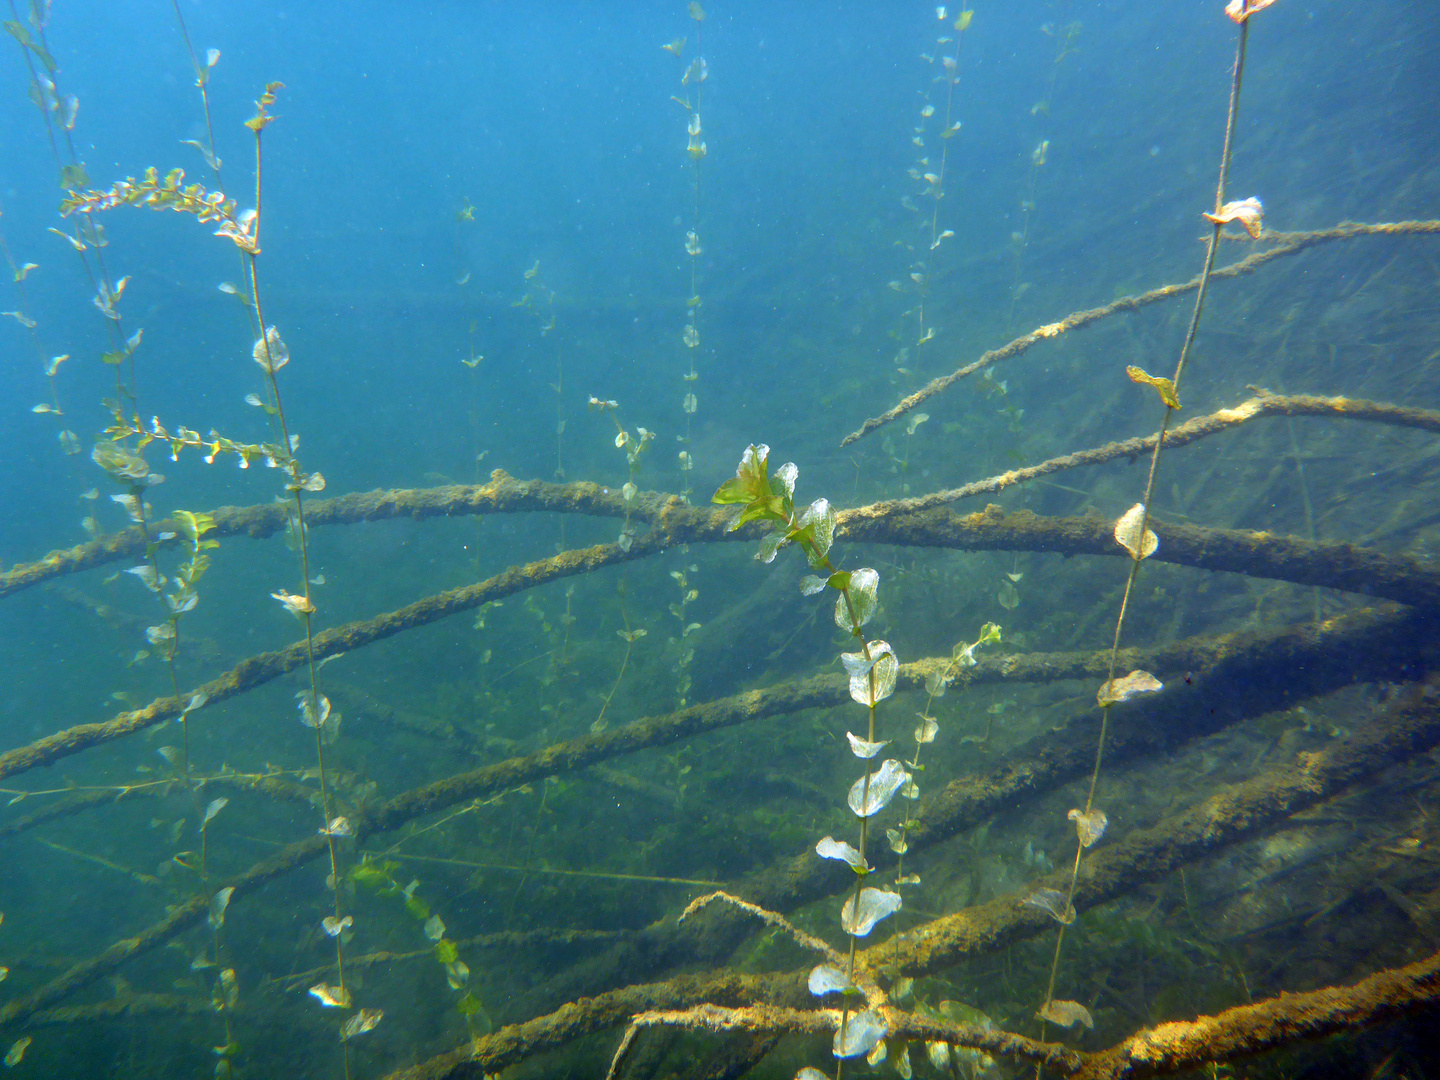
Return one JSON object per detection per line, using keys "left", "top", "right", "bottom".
{"left": 711, "top": 444, "right": 905, "bottom": 1068}
{"left": 665, "top": 1, "right": 708, "bottom": 504}
{"left": 1031, "top": 0, "right": 1277, "bottom": 1050}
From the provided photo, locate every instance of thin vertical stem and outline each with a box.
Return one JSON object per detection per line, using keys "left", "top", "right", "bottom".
{"left": 247, "top": 120, "right": 351, "bottom": 1080}
{"left": 1034, "top": 19, "right": 1251, "bottom": 1069}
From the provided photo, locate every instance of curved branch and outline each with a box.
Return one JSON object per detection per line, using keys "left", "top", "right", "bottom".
{"left": 0, "top": 532, "right": 662, "bottom": 782}
{"left": 858, "top": 391, "right": 1440, "bottom": 515}
{"left": 838, "top": 220, "right": 1440, "bottom": 448}
{"left": 1077, "top": 948, "right": 1440, "bottom": 1080}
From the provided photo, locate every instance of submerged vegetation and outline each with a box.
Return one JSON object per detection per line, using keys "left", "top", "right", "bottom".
{"left": 3, "top": 2, "right": 1440, "bottom": 1080}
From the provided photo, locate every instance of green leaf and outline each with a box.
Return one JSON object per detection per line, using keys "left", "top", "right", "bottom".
{"left": 404, "top": 894, "right": 430, "bottom": 920}
{"left": 711, "top": 444, "right": 773, "bottom": 507}
{"left": 434, "top": 939, "right": 459, "bottom": 964}
{"left": 101, "top": 350, "right": 125, "bottom": 366}
{"left": 59, "top": 162, "right": 89, "bottom": 190}
{"left": 828, "top": 571, "right": 851, "bottom": 591}
{"left": 456, "top": 992, "right": 484, "bottom": 1017}
{"left": 1126, "top": 365, "right": 1181, "bottom": 410}
{"left": 710, "top": 476, "right": 753, "bottom": 506}
{"left": 3, "top": 20, "right": 34, "bottom": 48}
{"left": 350, "top": 863, "right": 388, "bottom": 887}
{"left": 728, "top": 497, "right": 786, "bottom": 532}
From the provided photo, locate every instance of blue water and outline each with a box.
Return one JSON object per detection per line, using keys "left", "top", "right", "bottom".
{"left": 2, "top": 1, "right": 1439, "bottom": 1076}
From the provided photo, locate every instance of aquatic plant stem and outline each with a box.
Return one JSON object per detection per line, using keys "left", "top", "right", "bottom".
{"left": 593, "top": 587, "right": 637, "bottom": 733}
{"left": 244, "top": 110, "right": 351, "bottom": 1080}
{"left": 169, "top": 0, "right": 222, "bottom": 188}
{"left": 1035, "top": 18, "right": 1250, "bottom": 1064}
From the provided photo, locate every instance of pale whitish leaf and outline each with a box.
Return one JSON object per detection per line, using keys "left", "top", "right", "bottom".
{"left": 833, "top": 1008, "right": 887, "bottom": 1058}
{"left": 145, "top": 624, "right": 175, "bottom": 646}
{"left": 126, "top": 564, "right": 161, "bottom": 591}
{"left": 755, "top": 531, "right": 784, "bottom": 564}
{"left": 848, "top": 759, "right": 909, "bottom": 818}
{"left": 446, "top": 959, "right": 470, "bottom": 989}
{"left": 914, "top": 716, "right": 939, "bottom": 744}
{"left": 900, "top": 778, "right": 919, "bottom": 800}
{"left": 773, "top": 461, "right": 798, "bottom": 498}
{"left": 167, "top": 591, "right": 198, "bottom": 614}
{"left": 807, "top": 963, "right": 852, "bottom": 996}
{"left": 320, "top": 816, "right": 353, "bottom": 838}
{"left": 340, "top": 1008, "right": 384, "bottom": 1040}
{"left": 2, "top": 310, "right": 37, "bottom": 328}
{"left": 322, "top": 915, "right": 353, "bottom": 938}
{"left": 927, "top": 1042, "right": 951, "bottom": 1069}
{"left": 896, "top": 872, "right": 920, "bottom": 885}
{"left": 300, "top": 472, "right": 326, "bottom": 493}
{"left": 886, "top": 826, "right": 908, "bottom": 854}
{"left": 1203, "top": 195, "right": 1264, "bottom": 237}
{"left": 797, "top": 498, "right": 837, "bottom": 567}
{"left": 423, "top": 914, "right": 446, "bottom": 941}
{"left": 621, "top": 481, "right": 637, "bottom": 503}
{"left": 840, "top": 887, "right": 902, "bottom": 936}
{"left": 182, "top": 692, "right": 209, "bottom": 716}
{"left": 797, "top": 1069, "right": 830, "bottom": 1080}
{"left": 112, "top": 494, "right": 144, "bottom": 523}
{"left": 208, "top": 886, "right": 235, "bottom": 929}
{"left": 157, "top": 745, "right": 184, "bottom": 767}
{"left": 1114, "top": 503, "right": 1158, "bottom": 561}
{"left": 1022, "top": 888, "right": 1075, "bottom": 925}
{"left": 206, "top": 48, "right": 221, "bottom": 66}
{"left": 1097, "top": 670, "right": 1163, "bottom": 707}
{"left": 847, "top": 641, "right": 898, "bottom": 707}
{"left": 308, "top": 983, "right": 351, "bottom": 1008}
{"left": 895, "top": 1044, "right": 913, "bottom": 1080}
{"left": 200, "top": 797, "right": 228, "bottom": 830}
{"left": 31, "top": 403, "right": 54, "bottom": 413}
{"left": 998, "top": 580, "right": 1020, "bottom": 610}
{"left": 1068, "top": 807, "right": 1108, "bottom": 848}
{"left": 1038, "top": 999, "right": 1094, "bottom": 1030}
{"left": 296, "top": 690, "right": 331, "bottom": 729}
{"left": 841, "top": 650, "right": 877, "bottom": 679}
{"left": 800, "top": 574, "right": 827, "bottom": 596}
{"left": 252, "top": 326, "right": 289, "bottom": 373}
{"left": 867, "top": 1039, "right": 887, "bottom": 1067}
{"left": 815, "top": 835, "right": 869, "bottom": 873}
{"left": 835, "top": 568, "right": 880, "bottom": 631}
{"left": 845, "top": 731, "right": 889, "bottom": 759}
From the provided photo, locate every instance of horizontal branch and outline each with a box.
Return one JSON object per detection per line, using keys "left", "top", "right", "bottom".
{"left": 389, "top": 677, "right": 1440, "bottom": 1080}
{"left": 496, "top": 605, "right": 1433, "bottom": 1022}
{"left": 1077, "top": 948, "right": 1440, "bottom": 1080}
{"left": 0, "top": 533, "right": 661, "bottom": 782}
{"left": 879, "top": 677, "right": 1440, "bottom": 980}
{"left": 838, "top": 219, "right": 1440, "bottom": 447}
{"left": 858, "top": 391, "right": 1440, "bottom": 515}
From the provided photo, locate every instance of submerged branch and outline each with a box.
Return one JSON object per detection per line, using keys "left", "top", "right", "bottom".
{"left": 838, "top": 220, "right": 1440, "bottom": 447}
{"left": 389, "top": 677, "right": 1440, "bottom": 1080}
{"left": 855, "top": 391, "right": 1440, "bottom": 516}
